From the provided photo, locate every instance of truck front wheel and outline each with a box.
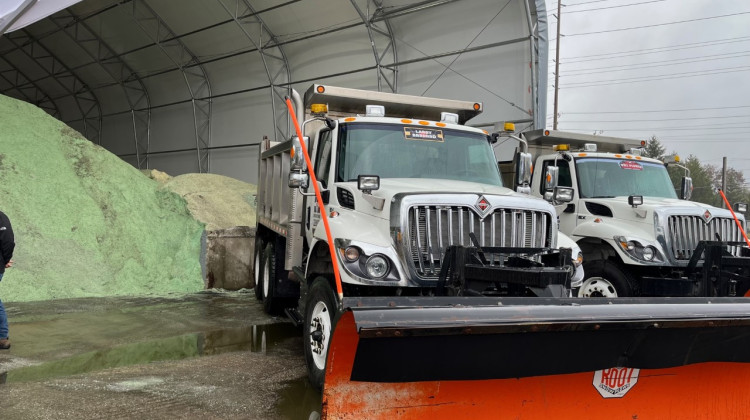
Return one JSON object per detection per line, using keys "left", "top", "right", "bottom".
{"left": 579, "top": 260, "right": 635, "bottom": 297}
{"left": 303, "top": 277, "right": 339, "bottom": 390}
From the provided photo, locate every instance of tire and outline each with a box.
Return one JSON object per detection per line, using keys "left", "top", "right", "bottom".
{"left": 579, "top": 260, "right": 636, "bottom": 297}
{"left": 262, "top": 242, "right": 282, "bottom": 314}
{"left": 303, "top": 277, "right": 339, "bottom": 391}
{"left": 253, "top": 237, "right": 264, "bottom": 301}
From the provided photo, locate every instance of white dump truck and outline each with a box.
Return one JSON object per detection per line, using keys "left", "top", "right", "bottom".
{"left": 508, "top": 129, "right": 750, "bottom": 297}
{"left": 254, "top": 85, "right": 583, "bottom": 389}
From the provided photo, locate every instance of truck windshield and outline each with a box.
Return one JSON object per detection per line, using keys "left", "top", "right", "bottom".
{"left": 577, "top": 158, "right": 677, "bottom": 199}
{"left": 337, "top": 123, "right": 502, "bottom": 186}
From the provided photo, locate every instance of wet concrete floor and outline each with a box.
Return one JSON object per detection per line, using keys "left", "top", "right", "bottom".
{"left": 0, "top": 291, "right": 322, "bottom": 419}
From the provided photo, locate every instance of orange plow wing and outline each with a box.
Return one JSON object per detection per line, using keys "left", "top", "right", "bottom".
{"left": 323, "top": 296, "right": 750, "bottom": 419}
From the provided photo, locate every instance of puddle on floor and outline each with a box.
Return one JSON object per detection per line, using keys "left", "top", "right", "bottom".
{"left": 1, "top": 323, "right": 300, "bottom": 384}
{"left": 277, "top": 376, "right": 323, "bottom": 420}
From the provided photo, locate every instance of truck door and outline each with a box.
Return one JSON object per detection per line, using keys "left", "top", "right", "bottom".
{"left": 304, "top": 128, "right": 333, "bottom": 245}
{"left": 539, "top": 158, "right": 578, "bottom": 235}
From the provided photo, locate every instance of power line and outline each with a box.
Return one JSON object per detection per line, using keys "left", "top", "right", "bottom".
{"left": 559, "top": 114, "right": 750, "bottom": 123}
{"left": 565, "top": 0, "right": 618, "bottom": 6}
{"left": 564, "top": 11, "right": 750, "bottom": 37}
{"left": 560, "top": 51, "right": 750, "bottom": 75}
{"left": 549, "top": 0, "right": 666, "bottom": 15}
{"left": 560, "top": 36, "right": 750, "bottom": 63}
{"left": 561, "top": 65, "right": 750, "bottom": 88}
{"left": 562, "top": 126, "right": 750, "bottom": 131}
{"left": 561, "top": 105, "right": 750, "bottom": 114}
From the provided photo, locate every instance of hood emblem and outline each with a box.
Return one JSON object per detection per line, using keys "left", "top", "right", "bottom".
{"left": 475, "top": 196, "right": 492, "bottom": 217}
{"left": 703, "top": 209, "right": 712, "bottom": 223}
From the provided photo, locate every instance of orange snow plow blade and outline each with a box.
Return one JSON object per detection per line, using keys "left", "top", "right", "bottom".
{"left": 322, "top": 296, "right": 750, "bottom": 419}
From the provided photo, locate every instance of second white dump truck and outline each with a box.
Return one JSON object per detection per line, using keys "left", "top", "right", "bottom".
{"left": 512, "top": 129, "right": 750, "bottom": 298}
{"left": 254, "top": 85, "right": 583, "bottom": 389}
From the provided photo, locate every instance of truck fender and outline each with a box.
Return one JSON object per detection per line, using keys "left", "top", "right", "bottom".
{"left": 571, "top": 219, "right": 650, "bottom": 265}
{"left": 306, "top": 238, "right": 335, "bottom": 285}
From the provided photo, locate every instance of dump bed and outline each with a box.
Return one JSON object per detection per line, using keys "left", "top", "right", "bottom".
{"left": 303, "top": 84, "right": 482, "bottom": 123}
{"left": 522, "top": 129, "right": 644, "bottom": 154}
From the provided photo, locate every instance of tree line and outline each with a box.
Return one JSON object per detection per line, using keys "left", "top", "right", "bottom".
{"left": 643, "top": 137, "right": 749, "bottom": 209}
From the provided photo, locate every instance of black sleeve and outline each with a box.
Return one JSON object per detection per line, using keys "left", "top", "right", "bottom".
{"left": 0, "top": 212, "right": 15, "bottom": 263}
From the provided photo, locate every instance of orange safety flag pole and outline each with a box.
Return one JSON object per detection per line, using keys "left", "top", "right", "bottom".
{"left": 718, "top": 189, "right": 750, "bottom": 248}
{"left": 284, "top": 97, "right": 344, "bottom": 301}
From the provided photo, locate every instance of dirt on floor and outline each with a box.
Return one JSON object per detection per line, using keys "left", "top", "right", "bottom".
{"left": 0, "top": 291, "right": 321, "bottom": 420}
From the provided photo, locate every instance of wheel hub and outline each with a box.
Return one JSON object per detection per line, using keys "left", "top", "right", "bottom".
{"left": 578, "top": 277, "right": 618, "bottom": 298}
{"left": 309, "top": 302, "right": 331, "bottom": 369}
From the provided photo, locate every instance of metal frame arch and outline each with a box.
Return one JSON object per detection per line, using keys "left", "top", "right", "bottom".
{"left": 49, "top": 8, "right": 152, "bottom": 170}
{"left": 349, "top": 0, "right": 398, "bottom": 93}
{"left": 122, "top": 0, "right": 213, "bottom": 173}
{"left": 0, "top": 55, "right": 60, "bottom": 118}
{"left": 1, "top": 29, "right": 102, "bottom": 143}
{"left": 216, "top": 0, "right": 293, "bottom": 142}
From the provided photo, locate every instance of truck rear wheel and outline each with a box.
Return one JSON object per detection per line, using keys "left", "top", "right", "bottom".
{"left": 253, "top": 237, "right": 264, "bottom": 301}
{"left": 303, "top": 277, "right": 339, "bottom": 390}
{"left": 579, "top": 260, "right": 635, "bottom": 297}
{"left": 262, "top": 242, "right": 282, "bottom": 314}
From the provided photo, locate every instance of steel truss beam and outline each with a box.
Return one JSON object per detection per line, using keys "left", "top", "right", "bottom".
{"left": 217, "top": 0, "right": 292, "bottom": 142}
{"left": 349, "top": 0, "right": 398, "bottom": 92}
{"left": 122, "top": 0, "right": 212, "bottom": 173}
{"left": 0, "top": 0, "right": 37, "bottom": 35}
{"left": 0, "top": 55, "right": 60, "bottom": 117}
{"left": 49, "top": 8, "right": 152, "bottom": 169}
{"left": 524, "top": 0, "right": 545, "bottom": 129}
{"left": 1, "top": 29, "right": 102, "bottom": 143}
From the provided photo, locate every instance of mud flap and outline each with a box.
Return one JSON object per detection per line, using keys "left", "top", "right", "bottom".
{"left": 322, "top": 296, "right": 750, "bottom": 419}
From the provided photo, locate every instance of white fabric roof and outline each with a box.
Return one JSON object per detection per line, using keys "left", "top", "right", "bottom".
{"left": 0, "top": 0, "right": 548, "bottom": 183}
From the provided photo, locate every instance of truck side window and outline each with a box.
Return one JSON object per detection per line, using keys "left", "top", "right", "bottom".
{"left": 539, "top": 159, "right": 571, "bottom": 195}
{"left": 315, "top": 130, "right": 332, "bottom": 188}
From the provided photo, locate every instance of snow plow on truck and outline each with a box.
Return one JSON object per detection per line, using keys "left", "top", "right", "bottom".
{"left": 254, "top": 85, "right": 750, "bottom": 419}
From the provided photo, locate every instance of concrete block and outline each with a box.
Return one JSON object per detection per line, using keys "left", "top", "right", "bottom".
{"left": 205, "top": 226, "right": 256, "bottom": 290}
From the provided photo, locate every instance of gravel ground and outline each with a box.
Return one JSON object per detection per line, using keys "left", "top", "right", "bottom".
{"left": 0, "top": 291, "right": 320, "bottom": 420}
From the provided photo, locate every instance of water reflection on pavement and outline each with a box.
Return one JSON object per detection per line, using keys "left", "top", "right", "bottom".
{"left": 0, "top": 291, "right": 322, "bottom": 419}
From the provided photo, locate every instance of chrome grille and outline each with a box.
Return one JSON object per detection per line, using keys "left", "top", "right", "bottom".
{"left": 407, "top": 205, "right": 552, "bottom": 277}
{"left": 668, "top": 215, "right": 744, "bottom": 260}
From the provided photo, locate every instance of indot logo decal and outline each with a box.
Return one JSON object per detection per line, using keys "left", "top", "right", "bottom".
{"left": 593, "top": 367, "right": 639, "bottom": 398}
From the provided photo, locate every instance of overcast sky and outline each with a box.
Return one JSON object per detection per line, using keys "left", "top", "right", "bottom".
{"left": 546, "top": 0, "right": 750, "bottom": 180}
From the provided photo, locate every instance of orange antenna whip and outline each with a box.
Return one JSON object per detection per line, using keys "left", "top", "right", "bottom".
{"left": 284, "top": 97, "right": 344, "bottom": 301}
{"left": 718, "top": 189, "right": 750, "bottom": 248}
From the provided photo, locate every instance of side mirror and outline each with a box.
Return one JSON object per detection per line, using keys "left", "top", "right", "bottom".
{"left": 545, "top": 166, "right": 559, "bottom": 191}
{"left": 553, "top": 187, "right": 574, "bottom": 203}
{"left": 680, "top": 176, "right": 693, "bottom": 200}
{"left": 288, "top": 172, "right": 309, "bottom": 189}
{"left": 515, "top": 152, "right": 533, "bottom": 187}
{"left": 290, "top": 136, "right": 309, "bottom": 171}
{"left": 734, "top": 203, "right": 748, "bottom": 213}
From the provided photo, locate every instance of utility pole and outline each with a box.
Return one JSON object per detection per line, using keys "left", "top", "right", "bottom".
{"left": 553, "top": 0, "right": 562, "bottom": 130}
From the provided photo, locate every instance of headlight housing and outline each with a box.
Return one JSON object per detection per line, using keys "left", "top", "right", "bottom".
{"left": 614, "top": 236, "right": 663, "bottom": 263}
{"left": 365, "top": 255, "right": 390, "bottom": 279}
{"left": 336, "top": 242, "right": 399, "bottom": 282}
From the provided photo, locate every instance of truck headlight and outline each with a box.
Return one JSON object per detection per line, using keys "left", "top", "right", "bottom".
{"left": 365, "top": 254, "right": 390, "bottom": 278}
{"left": 614, "top": 236, "right": 662, "bottom": 263}
{"left": 573, "top": 251, "right": 583, "bottom": 267}
{"left": 642, "top": 246, "right": 655, "bottom": 261}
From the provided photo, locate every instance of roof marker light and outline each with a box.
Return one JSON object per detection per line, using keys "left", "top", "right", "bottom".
{"left": 365, "top": 105, "right": 385, "bottom": 117}
{"left": 440, "top": 112, "right": 459, "bottom": 124}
